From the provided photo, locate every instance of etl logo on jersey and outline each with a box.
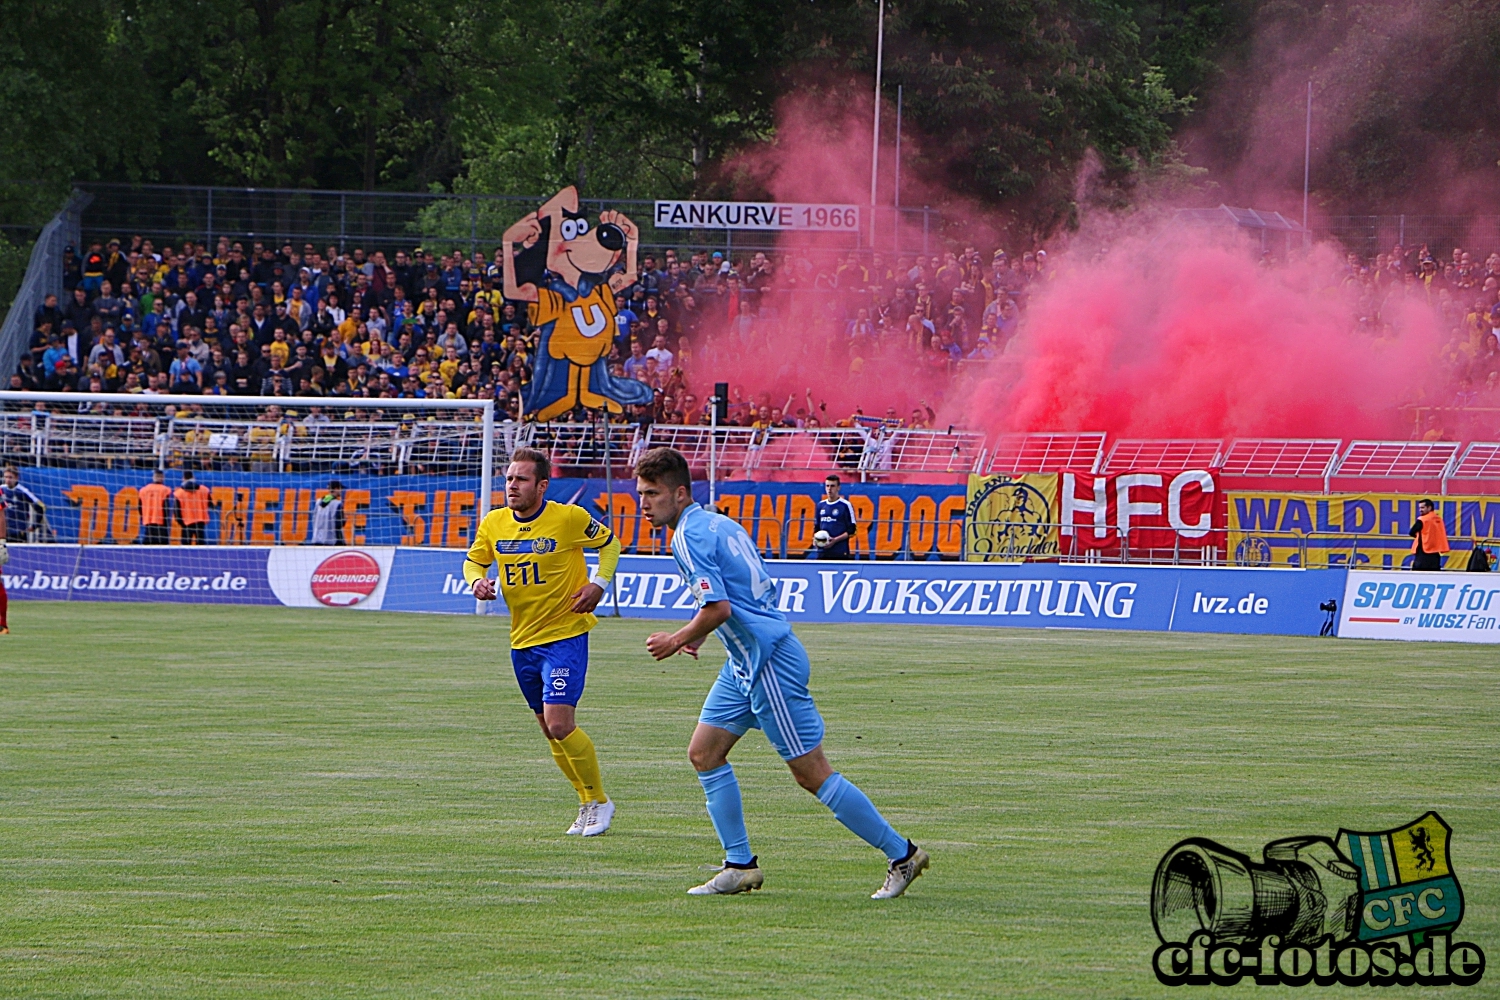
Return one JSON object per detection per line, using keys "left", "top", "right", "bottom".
{"left": 309, "top": 550, "right": 382, "bottom": 607}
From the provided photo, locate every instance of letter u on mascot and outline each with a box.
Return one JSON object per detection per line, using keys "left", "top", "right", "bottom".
{"left": 502, "top": 187, "right": 655, "bottom": 421}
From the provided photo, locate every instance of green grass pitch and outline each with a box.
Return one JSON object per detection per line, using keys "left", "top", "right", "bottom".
{"left": 1, "top": 602, "right": 1496, "bottom": 998}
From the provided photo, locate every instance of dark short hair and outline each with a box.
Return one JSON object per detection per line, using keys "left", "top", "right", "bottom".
{"left": 1420, "top": 498, "right": 1436, "bottom": 508}
{"left": 825, "top": 474, "right": 841, "bottom": 484}
{"left": 509, "top": 446, "right": 551, "bottom": 481}
{"left": 635, "top": 447, "right": 692, "bottom": 491}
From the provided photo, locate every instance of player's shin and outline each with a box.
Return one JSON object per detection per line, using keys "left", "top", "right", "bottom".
{"left": 558, "top": 727, "right": 607, "bottom": 803}
{"left": 816, "top": 772, "right": 909, "bottom": 861}
{"left": 696, "top": 763, "right": 753, "bottom": 865}
{"left": 548, "top": 738, "right": 588, "bottom": 803}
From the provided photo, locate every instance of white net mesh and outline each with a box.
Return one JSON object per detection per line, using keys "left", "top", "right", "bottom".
{"left": 0, "top": 391, "right": 496, "bottom": 611}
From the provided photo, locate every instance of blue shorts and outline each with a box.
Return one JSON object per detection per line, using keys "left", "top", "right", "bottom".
{"left": 699, "top": 635, "right": 825, "bottom": 761}
{"left": 511, "top": 633, "right": 589, "bottom": 713}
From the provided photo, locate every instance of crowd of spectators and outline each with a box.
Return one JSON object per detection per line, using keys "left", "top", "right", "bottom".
{"left": 1338, "top": 244, "right": 1500, "bottom": 440}
{"left": 8, "top": 233, "right": 1050, "bottom": 432}
{"left": 22, "top": 230, "right": 1500, "bottom": 440}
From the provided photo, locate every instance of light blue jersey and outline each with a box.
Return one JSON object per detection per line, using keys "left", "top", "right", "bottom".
{"left": 670, "top": 502, "right": 792, "bottom": 693}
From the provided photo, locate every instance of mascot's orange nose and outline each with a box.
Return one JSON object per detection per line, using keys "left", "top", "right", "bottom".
{"left": 597, "top": 223, "right": 625, "bottom": 252}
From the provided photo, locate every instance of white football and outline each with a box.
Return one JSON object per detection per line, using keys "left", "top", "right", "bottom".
{"left": 813, "top": 530, "right": 831, "bottom": 547}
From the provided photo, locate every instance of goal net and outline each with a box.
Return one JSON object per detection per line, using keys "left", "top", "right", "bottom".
{"left": 0, "top": 390, "right": 503, "bottom": 612}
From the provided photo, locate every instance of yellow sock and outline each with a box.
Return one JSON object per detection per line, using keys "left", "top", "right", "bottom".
{"left": 559, "top": 727, "right": 607, "bottom": 803}
{"left": 548, "top": 738, "right": 588, "bottom": 804}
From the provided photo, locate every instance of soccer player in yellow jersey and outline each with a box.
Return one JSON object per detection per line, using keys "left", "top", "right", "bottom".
{"left": 465, "top": 447, "right": 623, "bottom": 836}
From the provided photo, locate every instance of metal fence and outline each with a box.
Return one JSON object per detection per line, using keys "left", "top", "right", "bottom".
{"left": 73, "top": 183, "right": 943, "bottom": 260}
{"left": 0, "top": 190, "right": 91, "bottom": 392}
{"left": 1315, "top": 216, "right": 1500, "bottom": 260}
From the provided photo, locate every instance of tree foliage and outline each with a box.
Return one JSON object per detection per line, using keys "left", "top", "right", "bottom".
{"left": 2, "top": 0, "right": 1493, "bottom": 232}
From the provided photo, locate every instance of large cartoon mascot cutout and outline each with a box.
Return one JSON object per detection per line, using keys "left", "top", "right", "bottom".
{"left": 502, "top": 187, "right": 655, "bottom": 421}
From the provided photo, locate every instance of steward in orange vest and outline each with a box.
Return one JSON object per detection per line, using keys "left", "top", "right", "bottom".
{"left": 1409, "top": 499, "right": 1449, "bottom": 571}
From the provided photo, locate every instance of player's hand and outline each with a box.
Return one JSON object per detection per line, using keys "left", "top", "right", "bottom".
{"left": 646, "top": 631, "right": 682, "bottom": 661}
{"left": 570, "top": 582, "right": 605, "bottom": 614}
{"left": 472, "top": 578, "right": 497, "bottom": 601}
{"left": 680, "top": 639, "right": 702, "bottom": 660}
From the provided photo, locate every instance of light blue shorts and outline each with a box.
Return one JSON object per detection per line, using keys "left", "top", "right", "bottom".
{"left": 699, "top": 635, "right": 826, "bottom": 761}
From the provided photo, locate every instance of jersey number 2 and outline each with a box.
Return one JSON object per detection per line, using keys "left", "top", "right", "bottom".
{"left": 724, "top": 531, "right": 773, "bottom": 601}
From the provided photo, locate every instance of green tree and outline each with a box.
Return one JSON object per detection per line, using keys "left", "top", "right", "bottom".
{"left": 797, "top": 0, "right": 1196, "bottom": 232}
{"left": 0, "top": 0, "right": 159, "bottom": 212}
{"left": 454, "top": 0, "right": 793, "bottom": 199}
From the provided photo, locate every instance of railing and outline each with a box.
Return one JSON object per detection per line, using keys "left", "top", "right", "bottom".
{"left": 0, "top": 405, "right": 506, "bottom": 473}
{"left": 1101, "top": 438, "right": 1223, "bottom": 474}
{"left": 522, "top": 422, "right": 641, "bottom": 473}
{"left": 858, "top": 427, "right": 987, "bottom": 478}
{"left": 1229, "top": 530, "right": 1500, "bottom": 570}
{"left": 73, "top": 182, "right": 943, "bottom": 259}
{"left": 964, "top": 520, "right": 1224, "bottom": 566}
{"left": 981, "top": 432, "right": 1107, "bottom": 475}
{"left": 0, "top": 190, "right": 91, "bottom": 386}
{"left": 752, "top": 427, "right": 868, "bottom": 475}
{"left": 1316, "top": 215, "right": 1500, "bottom": 260}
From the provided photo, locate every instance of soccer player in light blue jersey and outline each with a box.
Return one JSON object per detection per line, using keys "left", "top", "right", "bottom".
{"left": 637, "top": 447, "right": 930, "bottom": 898}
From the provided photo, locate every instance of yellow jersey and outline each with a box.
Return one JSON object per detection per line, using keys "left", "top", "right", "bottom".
{"left": 464, "top": 500, "right": 616, "bottom": 649}
{"left": 530, "top": 282, "right": 616, "bottom": 367}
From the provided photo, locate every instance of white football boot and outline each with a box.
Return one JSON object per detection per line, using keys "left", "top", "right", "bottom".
{"left": 872, "top": 844, "right": 930, "bottom": 899}
{"left": 581, "top": 798, "right": 614, "bottom": 836}
{"left": 688, "top": 861, "right": 764, "bottom": 895}
{"left": 566, "top": 801, "right": 592, "bottom": 835}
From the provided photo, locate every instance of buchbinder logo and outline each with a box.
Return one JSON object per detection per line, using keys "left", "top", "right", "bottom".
{"left": 310, "top": 550, "right": 382, "bottom": 607}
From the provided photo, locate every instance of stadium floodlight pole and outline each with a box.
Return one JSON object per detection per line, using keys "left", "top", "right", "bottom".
{"left": 477, "top": 396, "right": 495, "bottom": 616}
{"left": 869, "top": 0, "right": 885, "bottom": 254}
{"left": 708, "top": 392, "right": 718, "bottom": 508}
{"left": 894, "top": 84, "right": 903, "bottom": 213}
{"left": 599, "top": 408, "right": 621, "bottom": 617}
{"left": 1302, "top": 79, "right": 1312, "bottom": 251}
{"left": 479, "top": 397, "right": 494, "bottom": 522}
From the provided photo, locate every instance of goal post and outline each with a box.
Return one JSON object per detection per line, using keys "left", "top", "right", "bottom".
{"left": 0, "top": 390, "right": 498, "bottom": 613}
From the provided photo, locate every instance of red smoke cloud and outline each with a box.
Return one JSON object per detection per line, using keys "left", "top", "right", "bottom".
{"left": 701, "top": 39, "right": 1461, "bottom": 440}
{"left": 950, "top": 221, "right": 1445, "bottom": 439}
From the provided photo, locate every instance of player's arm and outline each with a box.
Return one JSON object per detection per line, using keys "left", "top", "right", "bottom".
{"left": 647, "top": 600, "right": 730, "bottom": 661}
{"left": 464, "top": 519, "right": 497, "bottom": 600}
{"left": 569, "top": 529, "right": 620, "bottom": 614}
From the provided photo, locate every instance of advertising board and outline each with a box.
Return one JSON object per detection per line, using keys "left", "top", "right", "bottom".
{"left": 4, "top": 546, "right": 1345, "bottom": 638}
{"left": 1339, "top": 570, "right": 1500, "bottom": 643}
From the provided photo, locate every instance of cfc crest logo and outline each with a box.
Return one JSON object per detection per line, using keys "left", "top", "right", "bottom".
{"left": 1151, "top": 812, "right": 1484, "bottom": 987}
{"left": 1235, "top": 535, "right": 1273, "bottom": 566}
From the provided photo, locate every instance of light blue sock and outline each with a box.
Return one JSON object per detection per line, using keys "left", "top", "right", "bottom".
{"left": 697, "top": 763, "right": 753, "bottom": 865}
{"left": 817, "top": 772, "right": 909, "bottom": 861}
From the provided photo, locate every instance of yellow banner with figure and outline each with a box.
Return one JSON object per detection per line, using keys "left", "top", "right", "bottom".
{"left": 964, "top": 473, "right": 1061, "bottom": 561}
{"left": 1227, "top": 491, "right": 1500, "bottom": 570}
